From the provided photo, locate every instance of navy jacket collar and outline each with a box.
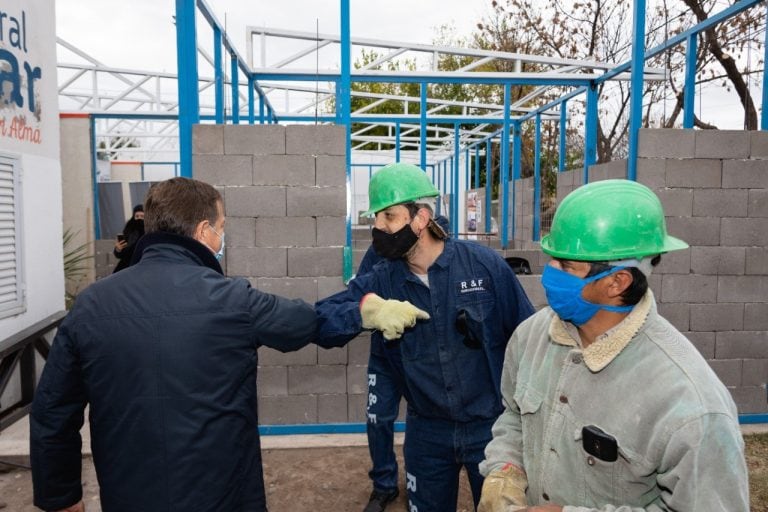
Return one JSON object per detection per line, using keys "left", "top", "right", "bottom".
{"left": 131, "top": 232, "right": 223, "bottom": 275}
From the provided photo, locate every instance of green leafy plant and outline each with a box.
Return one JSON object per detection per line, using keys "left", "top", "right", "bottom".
{"left": 63, "top": 228, "right": 93, "bottom": 309}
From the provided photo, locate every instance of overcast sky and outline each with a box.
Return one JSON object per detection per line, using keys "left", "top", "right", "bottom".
{"left": 55, "top": 0, "right": 489, "bottom": 71}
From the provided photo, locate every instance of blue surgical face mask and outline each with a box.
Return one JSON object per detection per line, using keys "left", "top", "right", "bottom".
{"left": 208, "top": 226, "right": 225, "bottom": 262}
{"left": 541, "top": 264, "right": 634, "bottom": 326}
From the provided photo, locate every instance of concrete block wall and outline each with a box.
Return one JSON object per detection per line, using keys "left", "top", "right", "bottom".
{"left": 192, "top": 124, "right": 381, "bottom": 424}
{"left": 571, "top": 128, "right": 768, "bottom": 414}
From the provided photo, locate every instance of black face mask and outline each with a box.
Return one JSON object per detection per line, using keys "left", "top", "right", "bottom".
{"left": 371, "top": 224, "right": 419, "bottom": 260}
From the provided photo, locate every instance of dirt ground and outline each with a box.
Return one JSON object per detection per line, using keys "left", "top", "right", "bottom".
{"left": 2, "top": 434, "right": 766, "bottom": 511}
{"left": 0, "top": 445, "right": 474, "bottom": 512}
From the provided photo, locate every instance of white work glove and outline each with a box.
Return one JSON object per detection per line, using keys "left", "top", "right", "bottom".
{"left": 360, "top": 293, "right": 430, "bottom": 340}
{"left": 478, "top": 463, "right": 528, "bottom": 512}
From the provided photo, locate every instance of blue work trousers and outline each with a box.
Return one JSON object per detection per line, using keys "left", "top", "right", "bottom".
{"left": 366, "top": 349, "right": 404, "bottom": 493}
{"left": 403, "top": 412, "right": 494, "bottom": 512}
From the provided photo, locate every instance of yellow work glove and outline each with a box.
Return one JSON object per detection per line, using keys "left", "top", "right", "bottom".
{"left": 360, "top": 293, "right": 430, "bottom": 340}
{"left": 478, "top": 463, "right": 528, "bottom": 512}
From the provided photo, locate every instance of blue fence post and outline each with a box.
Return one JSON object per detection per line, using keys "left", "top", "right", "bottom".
{"left": 248, "top": 77, "right": 255, "bottom": 125}
{"left": 175, "top": 0, "right": 199, "bottom": 178}
{"left": 474, "top": 146, "right": 480, "bottom": 189}
{"left": 512, "top": 121, "right": 521, "bottom": 242}
{"left": 763, "top": 1, "right": 768, "bottom": 130}
{"left": 559, "top": 99, "right": 567, "bottom": 173}
{"left": 420, "top": 83, "right": 427, "bottom": 169}
{"left": 627, "top": 0, "right": 648, "bottom": 181}
{"left": 533, "top": 113, "right": 542, "bottom": 241}
{"left": 500, "top": 83, "right": 511, "bottom": 249}
{"left": 230, "top": 53, "right": 240, "bottom": 124}
{"left": 340, "top": 0, "right": 353, "bottom": 283}
{"left": 683, "top": 34, "right": 697, "bottom": 129}
{"left": 485, "top": 138, "right": 492, "bottom": 234}
{"left": 453, "top": 124, "right": 460, "bottom": 237}
{"left": 395, "top": 121, "right": 401, "bottom": 162}
{"left": 259, "top": 96, "right": 264, "bottom": 124}
{"left": 213, "top": 26, "right": 224, "bottom": 124}
{"left": 584, "top": 82, "right": 598, "bottom": 184}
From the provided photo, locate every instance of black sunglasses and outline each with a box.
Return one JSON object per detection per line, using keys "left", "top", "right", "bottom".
{"left": 456, "top": 310, "right": 482, "bottom": 350}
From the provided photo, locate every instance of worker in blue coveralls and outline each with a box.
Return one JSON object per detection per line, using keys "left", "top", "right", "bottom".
{"left": 357, "top": 214, "right": 450, "bottom": 512}
{"left": 315, "top": 162, "right": 535, "bottom": 512}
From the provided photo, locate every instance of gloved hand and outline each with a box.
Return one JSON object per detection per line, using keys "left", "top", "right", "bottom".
{"left": 478, "top": 463, "right": 528, "bottom": 512}
{"left": 360, "top": 293, "right": 430, "bottom": 340}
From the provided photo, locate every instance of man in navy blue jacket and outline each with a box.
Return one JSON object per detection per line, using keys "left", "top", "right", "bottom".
{"left": 316, "top": 163, "right": 534, "bottom": 512}
{"left": 31, "top": 177, "right": 317, "bottom": 512}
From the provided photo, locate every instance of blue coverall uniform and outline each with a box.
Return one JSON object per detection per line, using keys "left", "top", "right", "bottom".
{"left": 316, "top": 238, "right": 534, "bottom": 512}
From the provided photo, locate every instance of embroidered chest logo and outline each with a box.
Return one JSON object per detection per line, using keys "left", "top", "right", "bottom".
{"left": 458, "top": 278, "right": 487, "bottom": 294}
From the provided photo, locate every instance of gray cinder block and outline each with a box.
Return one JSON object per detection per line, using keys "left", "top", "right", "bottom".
{"left": 194, "top": 154, "right": 252, "bottom": 185}
{"left": 258, "top": 395, "right": 317, "bottom": 424}
{"left": 316, "top": 216, "right": 346, "bottom": 247}
{"left": 750, "top": 130, "right": 768, "bottom": 159}
{"left": 720, "top": 218, "right": 768, "bottom": 247}
{"left": 257, "top": 366, "right": 288, "bottom": 396}
{"left": 227, "top": 247, "right": 287, "bottom": 277}
{"left": 288, "top": 247, "right": 344, "bottom": 277}
{"left": 657, "top": 302, "right": 690, "bottom": 332}
{"left": 347, "top": 364, "right": 368, "bottom": 395}
{"left": 318, "top": 394, "right": 349, "bottom": 423}
{"left": 317, "top": 276, "right": 346, "bottom": 300}
{"left": 192, "top": 124, "right": 224, "bottom": 154}
{"left": 224, "top": 125, "right": 285, "bottom": 155}
{"left": 225, "top": 186, "right": 287, "bottom": 217}
{"left": 661, "top": 274, "right": 717, "bottom": 303}
{"left": 746, "top": 248, "right": 768, "bottom": 275}
{"left": 348, "top": 334, "right": 372, "bottom": 365}
{"left": 742, "top": 359, "right": 768, "bottom": 387}
{"left": 318, "top": 346, "right": 348, "bottom": 365}
{"left": 638, "top": 129, "right": 695, "bottom": 159}
{"left": 636, "top": 159, "right": 666, "bottom": 189}
{"left": 715, "top": 331, "right": 768, "bottom": 359}
{"left": 665, "top": 159, "right": 722, "bottom": 188}
{"left": 252, "top": 277, "right": 318, "bottom": 303}
{"left": 665, "top": 216, "right": 721, "bottom": 246}
{"left": 748, "top": 189, "right": 768, "bottom": 218}
{"left": 289, "top": 365, "right": 347, "bottom": 395}
{"left": 684, "top": 331, "right": 715, "bottom": 359}
{"left": 655, "top": 247, "right": 691, "bottom": 275}
{"left": 717, "top": 275, "right": 768, "bottom": 303}
{"left": 255, "top": 217, "right": 316, "bottom": 247}
{"left": 253, "top": 154, "right": 315, "bottom": 186}
{"left": 729, "top": 387, "right": 768, "bottom": 414}
{"left": 745, "top": 303, "right": 768, "bottom": 330}
{"left": 286, "top": 125, "right": 346, "bottom": 156}
{"left": 656, "top": 188, "right": 693, "bottom": 217}
{"left": 690, "top": 303, "right": 744, "bottom": 332}
{"left": 287, "top": 186, "right": 346, "bottom": 217}
{"left": 316, "top": 156, "right": 347, "bottom": 186}
{"left": 707, "top": 359, "right": 743, "bottom": 387}
{"left": 258, "top": 344, "right": 317, "bottom": 366}
{"left": 690, "top": 247, "right": 745, "bottom": 275}
{"left": 723, "top": 159, "right": 768, "bottom": 189}
{"left": 695, "top": 130, "right": 750, "bottom": 159}
{"left": 692, "top": 189, "right": 748, "bottom": 218}
{"left": 347, "top": 393, "right": 368, "bottom": 422}
{"left": 224, "top": 217, "right": 256, "bottom": 247}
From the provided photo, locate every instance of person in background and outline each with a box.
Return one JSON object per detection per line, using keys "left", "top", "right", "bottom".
{"left": 315, "top": 163, "right": 534, "bottom": 512}
{"left": 357, "top": 214, "right": 449, "bottom": 512}
{"left": 112, "top": 204, "right": 145, "bottom": 273}
{"left": 478, "top": 179, "right": 749, "bottom": 512}
{"left": 31, "top": 177, "right": 317, "bottom": 512}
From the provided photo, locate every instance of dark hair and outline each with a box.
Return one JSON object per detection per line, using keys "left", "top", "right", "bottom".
{"left": 143, "top": 177, "right": 222, "bottom": 237}
{"left": 132, "top": 204, "right": 144, "bottom": 214}
{"left": 585, "top": 255, "right": 661, "bottom": 306}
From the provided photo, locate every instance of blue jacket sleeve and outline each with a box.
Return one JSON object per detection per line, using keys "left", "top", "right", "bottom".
{"left": 315, "top": 271, "right": 380, "bottom": 348}
{"left": 30, "top": 317, "right": 86, "bottom": 511}
{"left": 244, "top": 280, "right": 317, "bottom": 353}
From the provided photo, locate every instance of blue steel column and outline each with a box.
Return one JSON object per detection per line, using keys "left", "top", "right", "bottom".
{"left": 453, "top": 124, "right": 460, "bottom": 237}
{"left": 584, "top": 82, "right": 598, "bottom": 184}
{"left": 230, "top": 54, "right": 240, "bottom": 124}
{"left": 558, "top": 100, "right": 567, "bottom": 173}
{"left": 340, "top": 0, "right": 353, "bottom": 282}
{"left": 500, "top": 83, "right": 511, "bottom": 249}
{"left": 512, "top": 121, "right": 521, "bottom": 242}
{"left": 485, "top": 139, "right": 491, "bottom": 233}
{"left": 436, "top": 161, "right": 442, "bottom": 216}
{"left": 395, "top": 122, "right": 401, "bottom": 162}
{"left": 420, "top": 83, "right": 427, "bottom": 169}
{"left": 763, "top": 1, "right": 768, "bottom": 130}
{"left": 248, "top": 77, "right": 255, "bottom": 124}
{"left": 214, "top": 27, "right": 224, "bottom": 124}
{"left": 683, "top": 34, "right": 697, "bottom": 129}
{"left": 90, "top": 115, "right": 101, "bottom": 238}
{"left": 474, "top": 146, "right": 480, "bottom": 189}
{"left": 533, "top": 114, "right": 542, "bottom": 241}
{"left": 259, "top": 96, "right": 264, "bottom": 124}
{"left": 175, "top": 0, "right": 199, "bottom": 178}
{"left": 627, "top": 0, "right": 647, "bottom": 181}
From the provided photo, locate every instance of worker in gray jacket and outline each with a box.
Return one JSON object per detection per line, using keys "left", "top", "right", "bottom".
{"left": 479, "top": 179, "right": 749, "bottom": 512}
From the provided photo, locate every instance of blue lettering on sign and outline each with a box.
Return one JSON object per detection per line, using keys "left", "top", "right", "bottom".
{"left": 0, "top": 10, "right": 42, "bottom": 115}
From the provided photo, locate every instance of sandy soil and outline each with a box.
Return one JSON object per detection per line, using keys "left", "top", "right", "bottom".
{"left": 0, "top": 445, "right": 474, "bottom": 511}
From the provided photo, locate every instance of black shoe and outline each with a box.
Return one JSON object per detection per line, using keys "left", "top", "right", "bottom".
{"left": 363, "top": 488, "right": 399, "bottom": 512}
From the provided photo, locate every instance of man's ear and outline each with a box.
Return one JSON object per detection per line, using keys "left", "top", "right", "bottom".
{"left": 414, "top": 207, "right": 431, "bottom": 229}
{"left": 607, "top": 269, "right": 634, "bottom": 298}
{"left": 193, "top": 219, "right": 210, "bottom": 242}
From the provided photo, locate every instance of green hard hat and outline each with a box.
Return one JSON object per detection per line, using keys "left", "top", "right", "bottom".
{"left": 540, "top": 179, "right": 688, "bottom": 261}
{"left": 364, "top": 162, "right": 439, "bottom": 216}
